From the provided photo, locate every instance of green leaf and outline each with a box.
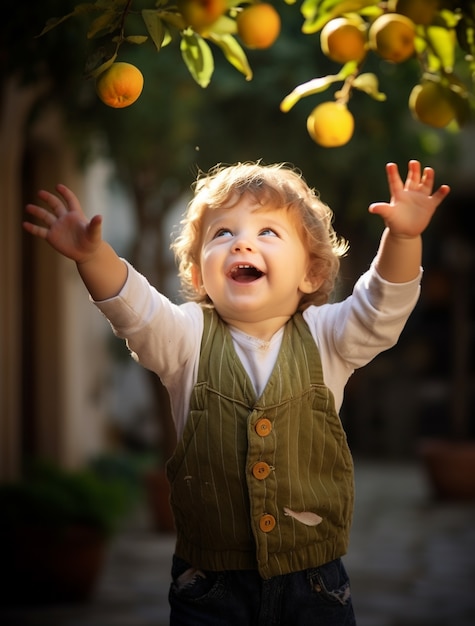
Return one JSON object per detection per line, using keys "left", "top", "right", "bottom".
{"left": 38, "top": 14, "right": 76, "bottom": 36}
{"left": 300, "top": 0, "right": 325, "bottom": 21}
{"left": 203, "top": 15, "right": 238, "bottom": 36}
{"left": 125, "top": 35, "right": 149, "bottom": 45}
{"left": 159, "top": 10, "right": 187, "bottom": 31}
{"left": 207, "top": 33, "right": 252, "bottom": 80}
{"left": 87, "top": 52, "right": 118, "bottom": 79}
{"left": 415, "top": 33, "right": 427, "bottom": 55}
{"left": 301, "top": 0, "right": 336, "bottom": 21}
{"left": 87, "top": 10, "right": 122, "bottom": 39}
{"left": 280, "top": 73, "right": 345, "bottom": 112}
{"left": 439, "top": 9, "right": 460, "bottom": 29}
{"left": 415, "top": 36, "right": 442, "bottom": 73}
{"left": 302, "top": 0, "right": 380, "bottom": 34}
{"left": 142, "top": 10, "right": 168, "bottom": 50}
{"left": 350, "top": 72, "right": 386, "bottom": 101}
{"left": 181, "top": 31, "right": 214, "bottom": 88}
{"left": 425, "top": 26, "right": 456, "bottom": 72}
{"left": 162, "top": 30, "right": 173, "bottom": 48}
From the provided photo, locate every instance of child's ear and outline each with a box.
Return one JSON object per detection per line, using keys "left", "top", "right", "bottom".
{"left": 191, "top": 265, "right": 205, "bottom": 294}
{"left": 299, "top": 272, "right": 323, "bottom": 295}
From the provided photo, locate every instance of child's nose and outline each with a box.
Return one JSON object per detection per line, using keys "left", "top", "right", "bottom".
{"left": 232, "top": 237, "right": 254, "bottom": 253}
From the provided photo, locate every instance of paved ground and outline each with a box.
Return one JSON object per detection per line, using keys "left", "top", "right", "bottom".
{"left": 1, "top": 461, "right": 474, "bottom": 626}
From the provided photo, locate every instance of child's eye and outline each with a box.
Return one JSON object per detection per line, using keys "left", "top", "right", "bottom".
{"left": 213, "top": 228, "right": 233, "bottom": 238}
{"left": 259, "top": 228, "right": 278, "bottom": 237}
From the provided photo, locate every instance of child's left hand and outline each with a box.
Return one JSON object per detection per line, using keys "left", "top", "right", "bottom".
{"left": 369, "top": 160, "right": 450, "bottom": 237}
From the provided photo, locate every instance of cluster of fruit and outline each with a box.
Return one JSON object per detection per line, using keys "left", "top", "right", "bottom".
{"left": 283, "top": 0, "right": 471, "bottom": 147}
{"left": 43, "top": 0, "right": 473, "bottom": 148}
{"left": 95, "top": 1, "right": 281, "bottom": 109}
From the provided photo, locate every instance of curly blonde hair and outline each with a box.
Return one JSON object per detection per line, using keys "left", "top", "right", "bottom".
{"left": 171, "top": 161, "right": 348, "bottom": 310}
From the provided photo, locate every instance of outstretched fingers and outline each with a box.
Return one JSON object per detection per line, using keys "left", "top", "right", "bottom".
{"left": 24, "top": 190, "right": 65, "bottom": 240}
{"left": 404, "top": 160, "right": 422, "bottom": 189}
{"left": 369, "top": 160, "right": 450, "bottom": 233}
{"left": 23, "top": 215, "right": 49, "bottom": 239}
{"left": 387, "top": 160, "right": 448, "bottom": 202}
{"left": 24, "top": 201, "right": 55, "bottom": 230}
{"left": 432, "top": 182, "right": 451, "bottom": 207}
{"left": 23, "top": 183, "right": 105, "bottom": 263}
{"left": 385, "top": 162, "right": 404, "bottom": 199}
{"left": 419, "top": 165, "right": 434, "bottom": 191}
{"left": 85, "top": 214, "right": 104, "bottom": 244}
{"left": 55, "top": 184, "right": 83, "bottom": 210}
{"left": 36, "top": 190, "right": 64, "bottom": 217}
{"left": 406, "top": 160, "right": 451, "bottom": 208}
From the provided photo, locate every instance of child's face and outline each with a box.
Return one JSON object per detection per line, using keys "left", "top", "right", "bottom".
{"left": 195, "top": 194, "right": 317, "bottom": 332}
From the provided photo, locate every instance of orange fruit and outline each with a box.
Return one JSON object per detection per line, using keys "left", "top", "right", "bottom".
{"left": 368, "top": 13, "right": 416, "bottom": 63}
{"left": 409, "top": 81, "right": 456, "bottom": 128}
{"left": 178, "top": 0, "right": 227, "bottom": 33}
{"left": 96, "top": 62, "right": 144, "bottom": 109}
{"left": 320, "top": 17, "right": 367, "bottom": 64}
{"left": 307, "top": 101, "right": 354, "bottom": 147}
{"left": 391, "top": 0, "right": 439, "bottom": 25}
{"left": 237, "top": 3, "right": 281, "bottom": 49}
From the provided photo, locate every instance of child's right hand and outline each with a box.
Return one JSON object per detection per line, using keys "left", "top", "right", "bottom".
{"left": 23, "top": 184, "right": 103, "bottom": 264}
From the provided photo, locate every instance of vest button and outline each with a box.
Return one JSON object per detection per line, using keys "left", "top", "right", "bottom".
{"left": 252, "top": 461, "right": 271, "bottom": 480}
{"left": 259, "top": 514, "right": 276, "bottom": 533}
{"left": 255, "top": 418, "right": 272, "bottom": 437}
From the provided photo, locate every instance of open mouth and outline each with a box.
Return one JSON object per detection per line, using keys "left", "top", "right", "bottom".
{"left": 228, "top": 264, "right": 264, "bottom": 283}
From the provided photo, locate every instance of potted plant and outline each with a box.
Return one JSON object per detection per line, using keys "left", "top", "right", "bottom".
{"left": 0, "top": 460, "right": 131, "bottom": 606}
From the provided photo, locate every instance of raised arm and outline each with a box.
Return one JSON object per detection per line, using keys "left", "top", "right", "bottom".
{"left": 369, "top": 160, "right": 450, "bottom": 283}
{"left": 23, "top": 184, "right": 127, "bottom": 301}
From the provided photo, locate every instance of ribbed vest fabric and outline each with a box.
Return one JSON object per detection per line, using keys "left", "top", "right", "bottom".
{"left": 167, "top": 308, "right": 354, "bottom": 579}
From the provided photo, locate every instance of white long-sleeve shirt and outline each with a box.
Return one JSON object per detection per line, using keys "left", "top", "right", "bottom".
{"left": 94, "top": 260, "right": 421, "bottom": 440}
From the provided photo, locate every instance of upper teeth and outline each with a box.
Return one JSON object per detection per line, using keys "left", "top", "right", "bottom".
{"left": 232, "top": 264, "right": 253, "bottom": 272}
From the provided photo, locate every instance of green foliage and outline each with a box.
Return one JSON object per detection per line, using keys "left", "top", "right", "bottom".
{"left": 280, "top": 61, "right": 386, "bottom": 112}
{"left": 280, "top": 0, "right": 474, "bottom": 132}
{"left": 0, "top": 460, "right": 131, "bottom": 536}
{"left": 298, "top": 0, "right": 381, "bottom": 34}
{"left": 38, "top": 0, "right": 252, "bottom": 85}
{"left": 180, "top": 29, "right": 215, "bottom": 87}
{"left": 1, "top": 0, "right": 465, "bottom": 212}
{"left": 29, "top": 0, "right": 475, "bottom": 144}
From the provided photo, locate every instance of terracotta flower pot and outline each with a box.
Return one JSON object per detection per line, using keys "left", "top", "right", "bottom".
{"left": 419, "top": 438, "right": 475, "bottom": 500}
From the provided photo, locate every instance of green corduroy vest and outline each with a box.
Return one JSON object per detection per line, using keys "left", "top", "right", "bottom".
{"left": 167, "top": 308, "right": 354, "bottom": 579}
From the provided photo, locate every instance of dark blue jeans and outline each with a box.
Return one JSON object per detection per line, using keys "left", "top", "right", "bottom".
{"left": 169, "top": 555, "right": 356, "bottom": 626}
